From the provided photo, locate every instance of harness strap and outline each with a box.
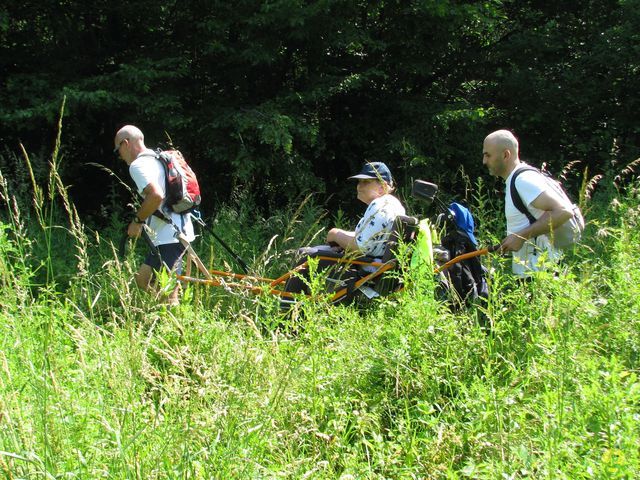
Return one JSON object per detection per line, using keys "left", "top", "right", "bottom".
{"left": 152, "top": 209, "right": 186, "bottom": 237}
{"left": 509, "top": 166, "right": 539, "bottom": 225}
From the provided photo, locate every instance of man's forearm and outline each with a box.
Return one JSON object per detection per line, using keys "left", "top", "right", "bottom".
{"left": 502, "top": 208, "right": 574, "bottom": 252}
{"left": 136, "top": 196, "right": 162, "bottom": 220}
{"left": 135, "top": 184, "right": 163, "bottom": 221}
{"left": 517, "top": 209, "right": 573, "bottom": 240}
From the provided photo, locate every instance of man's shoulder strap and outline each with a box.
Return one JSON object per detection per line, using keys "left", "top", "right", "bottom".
{"left": 154, "top": 148, "right": 170, "bottom": 162}
{"left": 135, "top": 148, "right": 161, "bottom": 159}
{"left": 509, "top": 166, "right": 540, "bottom": 225}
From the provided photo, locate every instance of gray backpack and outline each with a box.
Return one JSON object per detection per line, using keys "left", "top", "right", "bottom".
{"left": 510, "top": 166, "right": 585, "bottom": 249}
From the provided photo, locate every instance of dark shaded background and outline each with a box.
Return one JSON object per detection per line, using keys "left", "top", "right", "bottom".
{"left": 1, "top": 0, "right": 638, "bottom": 222}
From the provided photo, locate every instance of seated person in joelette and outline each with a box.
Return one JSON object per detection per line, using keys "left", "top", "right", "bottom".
{"left": 283, "top": 162, "right": 405, "bottom": 298}
{"left": 327, "top": 161, "right": 406, "bottom": 258}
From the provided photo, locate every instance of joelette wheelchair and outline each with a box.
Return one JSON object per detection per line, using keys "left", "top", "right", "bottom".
{"left": 174, "top": 180, "right": 494, "bottom": 308}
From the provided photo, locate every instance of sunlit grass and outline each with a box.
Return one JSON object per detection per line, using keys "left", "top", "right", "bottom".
{"left": 0, "top": 120, "right": 639, "bottom": 477}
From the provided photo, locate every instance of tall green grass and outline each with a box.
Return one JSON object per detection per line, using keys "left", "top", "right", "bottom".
{"left": 1, "top": 120, "right": 639, "bottom": 478}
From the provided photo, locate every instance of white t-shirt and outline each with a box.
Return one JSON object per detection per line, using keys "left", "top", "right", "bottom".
{"left": 504, "top": 164, "right": 562, "bottom": 276}
{"left": 129, "top": 149, "right": 195, "bottom": 246}
{"left": 354, "top": 194, "right": 406, "bottom": 257}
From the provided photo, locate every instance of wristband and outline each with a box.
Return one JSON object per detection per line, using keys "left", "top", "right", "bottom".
{"left": 134, "top": 216, "right": 145, "bottom": 224}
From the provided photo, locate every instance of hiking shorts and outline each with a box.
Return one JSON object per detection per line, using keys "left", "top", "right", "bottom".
{"left": 144, "top": 242, "right": 186, "bottom": 274}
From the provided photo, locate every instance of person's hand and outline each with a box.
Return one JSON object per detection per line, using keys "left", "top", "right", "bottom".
{"left": 500, "top": 233, "right": 526, "bottom": 253}
{"left": 326, "top": 228, "right": 348, "bottom": 246}
{"left": 127, "top": 221, "right": 144, "bottom": 238}
{"left": 326, "top": 228, "right": 341, "bottom": 245}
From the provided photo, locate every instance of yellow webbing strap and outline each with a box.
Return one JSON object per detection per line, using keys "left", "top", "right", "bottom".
{"left": 410, "top": 218, "right": 434, "bottom": 275}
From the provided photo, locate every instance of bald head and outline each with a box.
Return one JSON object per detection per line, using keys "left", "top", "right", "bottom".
{"left": 482, "top": 129, "right": 520, "bottom": 179}
{"left": 484, "top": 130, "right": 519, "bottom": 159}
{"left": 115, "top": 125, "right": 144, "bottom": 143}
{"left": 114, "top": 125, "right": 146, "bottom": 165}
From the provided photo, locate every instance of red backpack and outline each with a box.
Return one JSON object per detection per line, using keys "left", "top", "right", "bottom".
{"left": 155, "top": 148, "right": 201, "bottom": 214}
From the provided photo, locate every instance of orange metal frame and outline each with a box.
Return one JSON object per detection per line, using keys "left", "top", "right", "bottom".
{"left": 176, "top": 250, "right": 398, "bottom": 303}
{"left": 174, "top": 231, "right": 495, "bottom": 303}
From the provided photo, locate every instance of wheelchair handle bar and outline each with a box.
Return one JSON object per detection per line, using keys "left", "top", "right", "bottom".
{"left": 434, "top": 244, "right": 500, "bottom": 274}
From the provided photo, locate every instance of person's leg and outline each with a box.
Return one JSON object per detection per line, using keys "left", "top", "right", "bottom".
{"left": 138, "top": 243, "right": 185, "bottom": 305}
{"left": 134, "top": 263, "right": 154, "bottom": 291}
{"left": 283, "top": 245, "right": 345, "bottom": 295}
{"left": 283, "top": 259, "right": 310, "bottom": 296}
{"left": 280, "top": 245, "right": 365, "bottom": 311}
{"left": 158, "top": 243, "right": 186, "bottom": 305}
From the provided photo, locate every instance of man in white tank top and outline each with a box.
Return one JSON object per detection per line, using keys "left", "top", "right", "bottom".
{"left": 482, "top": 129, "right": 573, "bottom": 277}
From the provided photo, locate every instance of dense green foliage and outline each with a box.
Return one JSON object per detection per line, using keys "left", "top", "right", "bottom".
{"left": 1, "top": 1, "right": 639, "bottom": 216}
{"left": 0, "top": 132, "right": 639, "bottom": 477}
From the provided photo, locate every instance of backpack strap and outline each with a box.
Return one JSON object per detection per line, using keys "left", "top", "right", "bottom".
{"left": 152, "top": 209, "right": 187, "bottom": 237}
{"left": 509, "top": 166, "right": 540, "bottom": 225}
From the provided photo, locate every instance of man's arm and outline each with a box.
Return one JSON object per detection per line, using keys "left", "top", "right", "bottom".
{"left": 127, "top": 182, "right": 164, "bottom": 238}
{"left": 326, "top": 228, "right": 359, "bottom": 252}
{"left": 501, "top": 189, "right": 573, "bottom": 252}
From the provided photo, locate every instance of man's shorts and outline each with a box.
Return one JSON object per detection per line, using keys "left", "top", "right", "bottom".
{"left": 143, "top": 242, "right": 186, "bottom": 274}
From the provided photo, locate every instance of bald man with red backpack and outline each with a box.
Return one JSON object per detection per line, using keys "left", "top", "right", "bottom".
{"left": 114, "top": 124, "right": 197, "bottom": 305}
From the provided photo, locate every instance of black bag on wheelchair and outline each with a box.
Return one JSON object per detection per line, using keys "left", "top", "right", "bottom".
{"left": 435, "top": 203, "right": 489, "bottom": 309}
